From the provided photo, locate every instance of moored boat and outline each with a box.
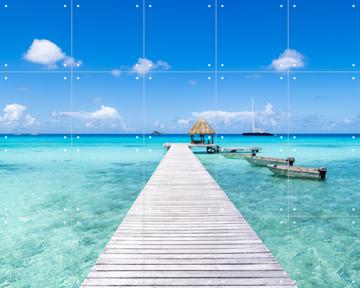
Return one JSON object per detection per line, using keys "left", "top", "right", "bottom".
{"left": 267, "top": 164, "right": 327, "bottom": 180}
{"left": 245, "top": 155, "right": 295, "bottom": 167}
{"left": 222, "top": 153, "right": 251, "bottom": 159}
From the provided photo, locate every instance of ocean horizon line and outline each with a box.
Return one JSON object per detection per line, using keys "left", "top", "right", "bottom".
{"left": 0, "top": 133, "right": 359, "bottom": 136}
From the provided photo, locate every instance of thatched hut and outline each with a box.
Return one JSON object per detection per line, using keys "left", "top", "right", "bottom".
{"left": 189, "top": 119, "right": 215, "bottom": 144}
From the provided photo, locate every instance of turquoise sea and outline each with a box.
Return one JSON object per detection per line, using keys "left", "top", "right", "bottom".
{"left": 0, "top": 134, "right": 359, "bottom": 288}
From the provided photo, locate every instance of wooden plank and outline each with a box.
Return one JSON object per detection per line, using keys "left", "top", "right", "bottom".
{"left": 81, "top": 144, "right": 296, "bottom": 287}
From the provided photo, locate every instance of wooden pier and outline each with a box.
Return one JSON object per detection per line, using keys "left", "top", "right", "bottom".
{"left": 82, "top": 143, "right": 296, "bottom": 287}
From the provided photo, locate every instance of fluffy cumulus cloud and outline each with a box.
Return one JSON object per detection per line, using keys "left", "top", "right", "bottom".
{"left": 269, "top": 49, "right": 305, "bottom": 71}
{"left": 131, "top": 58, "right": 170, "bottom": 75}
{"left": 192, "top": 103, "right": 280, "bottom": 130}
{"left": 0, "top": 104, "right": 38, "bottom": 128}
{"left": 53, "top": 105, "right": 125, "bottom": 129}
{"left": 24, "top": 39, "right": 82, "bottom": 68}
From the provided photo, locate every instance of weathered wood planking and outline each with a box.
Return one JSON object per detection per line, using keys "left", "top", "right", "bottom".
{"left": 82, "top": 144, "right": 296, "bottom": 287}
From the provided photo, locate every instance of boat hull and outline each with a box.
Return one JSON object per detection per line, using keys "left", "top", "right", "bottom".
{"left": 221, "top": 153, "right": 250, "bottom": 159}
{"left": 245, "top": 156, "right": 294, "bottom": 167}
{"left": 267, "top": 164, "right": 327, "bottom": 180}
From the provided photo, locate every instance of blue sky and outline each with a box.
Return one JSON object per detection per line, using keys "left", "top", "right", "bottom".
{"left": 0, "top": 0, "right": 359, "bottom": 134}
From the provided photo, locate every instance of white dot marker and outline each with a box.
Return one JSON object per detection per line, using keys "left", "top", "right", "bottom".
{"left": 64, "top": 76, "right": 67, "bottom": 80}
{"left": 352, "top": 4, "right": 356, "bottom": 8}
{"left": 352, "top": 208, "right": 356, "bottom": 211}
{"left": 149, "top": 136, "right": 152, "bottom": 139}
{"left": 77, "top": 135, "right": 80, "bottom": 139}
{"left": 64, "top": 149, "right": 67, "bottom": 152}
{"left": 148, "top": 76, "right": 152, "bottom": 80}
{"left": 352, "top": 221, "right": 355, "bottom": 224}
{"left": 352, "top": 136, "right": 356, "bottom": 139}
{"left": 64, "top": 136, "right": 67, "bottom": 139}
{"left": 148, "top": 4, "right": 152, "bottom": 7}
{"left": 4, "top": 76, "right": 8, "bottom": 80}
{"left": 221, "top": 63, "right": 224, "bottom": 67}
{"left": 293, "top": 136, "right": 296, "bottom": 139}
{"left": 208, "top": 63, "right": 211, "bottom": 67}
{"left": 221, "top": 4, "right": 224, "bottom": 8}
{"left": 76, "top": 148, "right": 80, "bottom": 152}
{"left": 77, "top": 208, "right": 80, "bottom": 211}
{"left": 220, "top": 76, "right": 224, "bottom": 80}
{"left": 280, "top": 136, "right": 283, "bottom": 139}
{"left": 135, "top": 76, "right": 139, "bottom": 80}
{"left": 352, "top": 76, "right": 356, "bottom": 80}
{"left": 208, "top": 4, "right": 211, "bottom": 8}
{"left": 221, "top": 136, "right": 224, "bottom": 139}
{"left": 293, "top": 4, "right": 296, "bottom": 8}
{"left": 148, "top": 149, "right": 152, "bottom": 152}
{"left": 208, "top": 76, "right": 211, "bottom": 80}
{"left": 293, "top": 76, "right": 297, "bottom": 80}
{"left": 64, "top": 208, "right": 67, "bottom": 211}
{"left": 280, "top": 76, "right": 284, "bottom": 80}
{"left": 4, "top": 136, "right": 8, "bottom": 139}
{"left": 76, "top": 63, "right": 80, "bottom": 67}
{"left": 77, "top": 4, "right": 80, "bottom": 8}
{"left": 76, "top": 76, "right": 80, "bottom": 80}
{"left": 280, "top": 4, "right": 283, "bottom": 8}
{"left": 352, "top": 64, "right": 356, "bottom": 67}
{"left": 63, "top": 63, "right": 67, "bottom": 67}
{"left": 293, "top": 221, "right": 296, "bottom": 224}
{"left": 136, "top": 4, "right": 139, "bottom": 8}
{"left": 293, "top": 148, "right": 296, "bottom": 152}
{"left": 136, "top": 136, "right": 139, "bottom": 139}
{"left": 136, "top": 148, "right": 139, "bottom": 152}
{"left": 4, "top": 64, "right": 8, "bottom": 67}
{"left": 4, "top": 149, "right": 8, "bottom": 152}
{"left": 64, "top": 4, "right": 67, "bottom": 8}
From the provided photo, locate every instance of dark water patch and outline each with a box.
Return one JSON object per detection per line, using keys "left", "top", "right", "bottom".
{"left": 0, "top": 162, "right": 34, "bottom": 174}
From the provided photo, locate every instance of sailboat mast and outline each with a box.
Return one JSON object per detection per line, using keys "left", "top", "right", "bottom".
{"left": 251, "top": 97, "right": 255, "bottom": 132}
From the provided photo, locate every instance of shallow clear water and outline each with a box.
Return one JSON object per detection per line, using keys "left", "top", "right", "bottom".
{"left": 0, "top": 134, "right": 359, "bottom": 287}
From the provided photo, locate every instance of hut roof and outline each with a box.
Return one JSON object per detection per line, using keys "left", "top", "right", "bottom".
{"left": 189, "top": 119, "right": 216, "bottom": 135}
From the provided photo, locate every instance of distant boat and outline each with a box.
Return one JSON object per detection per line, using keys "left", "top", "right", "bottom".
{"left": 151, "top": 131, "right": 163, "bottom": 136}
{"left": 243, "top": 98, "right": 274, "bottom": 136}
{"left": 244, "top": 155, "right": 295, "bottom": 167}
{"left": 267, "top": 164, "right": 327, "bottom": 180}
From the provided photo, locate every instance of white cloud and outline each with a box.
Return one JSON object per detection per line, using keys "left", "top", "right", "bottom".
{"left": 53, "top": 105, "right": 125, "bottom": 129}
{"left": 269, "top": 49, "right": 305, "bottom": 71}
{"left": 177, "top": 118, "right": 190, "bottom": 125}
{"left": 131, "top": 58, "right": 170, "bottom": 75}
{"left": 154, "top": 120, "right": 165, "bottom": 129}
{"left": 192, "top": 103, "right": 279, "bottom": 128}
{"left": 24, "top": 39, "right": 81, "bottom": 68}
{"left": 156, "top": 60, "right": 170, "bottom": 70}
{"left": 63, "top": 56, "right": 82, "bottom": 67}
{"left": 0, "top": 104, "right": 38, "bottom": 127}
{"left": 23, "top": 115, "right": 37, "bottom": 127}
{"left": 111, "top": 69, "right": 122, "bottom": 77}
